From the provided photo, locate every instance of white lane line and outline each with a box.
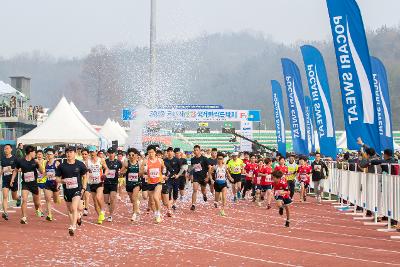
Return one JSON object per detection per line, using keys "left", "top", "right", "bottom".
{"left": 233, "top": 205, "right": 381, "bottom": 232}
{"left": 52, "top": 208, "right": 300, "bottom": 267}
{"left": 194, "top": 209, "right": 399, "bottom": 243}
{"left": 175, "top": 215, "right": 400, "bottom": 254}
{"left": 236, "top": 201, "right": 367, "bottom": 224}
{"left": 112, "top": 212, "right": 400, "bottom": 266}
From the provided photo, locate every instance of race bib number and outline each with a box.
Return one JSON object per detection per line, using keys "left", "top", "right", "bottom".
{"left": 256, "top": 176, "right": 262, "bottom": 184}
{"left": 46, "top": 170, "right": 56, "bottom": 181}
{"left": 106, "top": 169, "right": 116, "bottom": 179}
{"left": 300, "top": 174, "right": 308, "bottom": 181}
{"left": 90, "top": 172, "right": 101, "bottom": 184}
{"left": 314, "top": 165, "right": 321, "bottom": 172}
{"left": 128, "top": 173, "right": 139, "bottom": 182}
{"left": 265, "top": 174, "right": 272, "bottom": 182}
{"left": 149, "top": 168, "right": 160, "bottom": 179}
{"left": 216, "top": 170, "right": 226, "bottom": 181}
{"left": 193, "top": 164, "right": 202, "bottom": 172}
{"left": 3, "top": 166, "right": 13, "bottom": 176}
{"left": 64, "top": 177, "right": 78, "bottom": 189}
{"left": 24, "top": 171, "right": 35, "bottom": 182}
{"left": 233, "top": 166, "right": 241, "bottom": 173}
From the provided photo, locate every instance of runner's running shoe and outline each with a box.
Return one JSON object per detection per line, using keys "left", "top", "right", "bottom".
{"left": 285, "top": 220, "right": 290, "bottom": 227}
{"left": 203, "top": 195, "right": 208, "bottom": 202}
{"left": 190, "top": 205, "right": 195, "bottom": 211}
{"left": 155, "top": 215, "right": 162, "bottom": 224}
{"left": 46, "top": 215, "right": 53, "bottom": 221}
{"left": 35, "top": 210, "right": 44, "bottom": 217}
{"left": 107, "top": 216, "right": 113, "bottom": 222}
{"left": 20, "top": 217, "right": 27, "bottom": 224}
{"left": 68, "top": 226, "right": 75, "bottom": 236}
{"left": 219, "top": 210, "right": 226, "bottom": 217}
{"left": 83, "top": 208, "right": 88, "bottom": 216}
{"left": 16, "top": 197, "right": 21, "bottom": 207}
{"left": 2, "top": 212, "right": 8, "bottom": 221}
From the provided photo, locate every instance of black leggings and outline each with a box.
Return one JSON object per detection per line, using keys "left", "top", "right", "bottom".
{"left": 287, "top": 180, "right": 295, "bottom": 199}
{"left": 242, "top": 180, "right": 253, "bottom": 197}
{"left": 168, "top": 178, "right": 180, "bottom": 201}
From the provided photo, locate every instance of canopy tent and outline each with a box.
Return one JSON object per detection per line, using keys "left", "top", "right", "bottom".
{"left": 70, "top": 101, "right": 111, "bottom": 149}
{"left": 18, "top": 97, "right": 100, "bottom": 146}
{"left": 111, "top": 120, "right": 128, "bottom": 138}
{"left": 99, "top": 119, "right": 127, "bottom": 146}
{"left": 0, "top": 81, "right": 26, "bottom": 97}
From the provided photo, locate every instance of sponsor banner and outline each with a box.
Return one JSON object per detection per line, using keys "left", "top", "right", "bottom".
{"left": 281, "top": 58, "right": 309, "bottom": 155}
{"left": 304, "top": 96, "right": 316, "bottom": 153}
{"left": 240, "top": 121, "right": 253, "bottom": 152}
{"left": 271, "top": 80, "right": 286, "bottom": 156}
{"left": 124, "top": 109, "right": 261, "bottom": 122}
{"left": 301, "top": 45, "right": 337, "bottom": 158}
{"left": 326, "top": 0, "right": 380, "bottom": 151}
{"left": 371, "top": 56, "right": 394, "bottom": 152}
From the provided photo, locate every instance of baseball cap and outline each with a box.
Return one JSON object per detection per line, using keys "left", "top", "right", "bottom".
{"left": 65, "top": 146, "right": 76, "bottom": 152}
{"left": 232, "top": 152, "right": 239, "bottom": 156}
{"left": 88, "top": 145, "right": 97, "bottom": 152}
{"left": 107, "top": 147, "right": 116, "bottom": 154}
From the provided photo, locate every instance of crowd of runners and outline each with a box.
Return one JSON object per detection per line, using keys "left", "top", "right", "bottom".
{"left": 1, "top": 143, "right": 330, "bottom": 236}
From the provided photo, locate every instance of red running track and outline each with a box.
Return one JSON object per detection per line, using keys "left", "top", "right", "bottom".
{"left": 0, "top": 191, "right": 399, "bottom": 267}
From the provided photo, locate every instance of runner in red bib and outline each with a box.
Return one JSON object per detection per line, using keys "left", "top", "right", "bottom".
{"left": 272, "top": 170, "right": 292, "bottom": 227}
{"left": 243, "top": 154, "right": 257, "bottom": 199}
{"left": 297, "top": 157, "right": 312, "bottom": 202}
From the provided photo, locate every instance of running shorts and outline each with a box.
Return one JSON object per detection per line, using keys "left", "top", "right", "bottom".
{"left": 275, "top": 195, "right": 293, "bottom": 206}
{"left": 64, "top": 189, "right": 81, "bottom": 202}
{"left": 214, "top": 181, "right": 227, "bottom": 193}
{"left": 103, "top": 183, "right": 118, "bottom": 194}
{"left": 256, "top": 185, "right": 273, "bottom": 192}
{"left": 230, "top": 174, "right": 242, "bottom": 184}
{"left": 147, "top": 183, "right": 162, "bottom": 192}
{"left": 2, "top": 176, "right": 18, "bottom": 192}
{"left": 88, "top": 183, "right": 104, "bottom": 193}
{"left": 126, "top": 182, "right": 141, "bottom": 193}
{"left": 44, "top": 180, "right": 59, "bottom": 192}
{"left": 22, "top": 182, "right": 39, "bottom": 195}
{"left": 192, "top": 176, "right": 207, "bottom": 186}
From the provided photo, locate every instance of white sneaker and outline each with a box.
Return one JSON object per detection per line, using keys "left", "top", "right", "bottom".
{"left": 107, "top": 216, "right": 113, "bottom": 222}
{"left": 131, "top": 213, "right": 138, "bottom": 222}
{"left": 83, "top": 209, "right": 89, "bottom": 216}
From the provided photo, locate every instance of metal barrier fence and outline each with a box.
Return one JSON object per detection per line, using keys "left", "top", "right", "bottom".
{"left": 317, "top": 162, "right": 400, "bottom": 226}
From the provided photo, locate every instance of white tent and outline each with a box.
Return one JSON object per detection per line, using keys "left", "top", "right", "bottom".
{"left": 70, "top": 101, "right": 111, "bottom": 149}
{"left": 0, "top": 80, "right": 25, "bottom": 97}
{"left": 112, "top": 120, "right": 128, "bottom": 138}
{"left": 18, "top": 97, "right": 100, "bottom": 146}
{"left": 99, "top": 118, "right": 126, "bottom": 146}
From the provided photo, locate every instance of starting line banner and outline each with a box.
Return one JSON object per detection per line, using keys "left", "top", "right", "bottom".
{"left": 123, "top": 109, "right": 261, "bottom": 122}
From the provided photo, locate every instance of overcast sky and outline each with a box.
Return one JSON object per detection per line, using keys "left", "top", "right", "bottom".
{"left": 0, "top": 0, "right": 398, "bottom": 58}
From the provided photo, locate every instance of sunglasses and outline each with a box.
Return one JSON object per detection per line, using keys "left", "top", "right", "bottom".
{"left": 217, "top": 158, "right": 224, "bottom": 160}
